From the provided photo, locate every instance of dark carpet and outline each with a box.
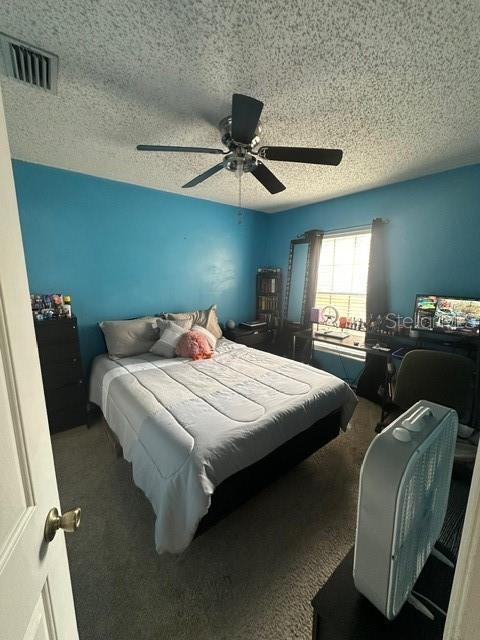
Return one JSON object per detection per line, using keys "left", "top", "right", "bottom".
{"left": 52, "top": 399, "right": 379, "bottom": 640}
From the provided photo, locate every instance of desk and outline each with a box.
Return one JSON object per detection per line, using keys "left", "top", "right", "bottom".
{"left": 293, "top": 329, "right": 393, "bottom": 362}
{"left": 292, "top": 329, "right": 393, "bottom": 429}
{"left": 293, "top": 327, "right": 480, "bottom": 428}
{"left": 292, "top": 328, "right": 392, "bottom": 361}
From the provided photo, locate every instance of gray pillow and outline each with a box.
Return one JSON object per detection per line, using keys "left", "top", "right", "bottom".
{"left": 99, "top": 316, "right": 158, "bottom": 358}
{"left": 152, "top": 317, "right": 193, "bottom": 334}
{"left": 197, "top": 305, "right": 222, "bottom": 339}
{"left": 161, "top": 305, "right": 222, "bottom": 339}
{"left": 150, "top": 321, "right": 188, "bottom": 358}
{"left": 160, "top": 311, "right": 194, "bottom": 324}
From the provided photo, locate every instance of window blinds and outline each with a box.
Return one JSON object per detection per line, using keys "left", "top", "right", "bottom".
{"left": 315, "top": 230, "right": 371, "bottom": 321}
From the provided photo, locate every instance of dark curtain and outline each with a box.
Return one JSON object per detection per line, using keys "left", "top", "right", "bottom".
{"left": 366, "top": 218, "right": 389, "bottom": 321}
{"left": 357, "top": 218, "right": 389, "bottom": 403}
{"left": 302, "top": 229, "right": 324, "bottom": 327}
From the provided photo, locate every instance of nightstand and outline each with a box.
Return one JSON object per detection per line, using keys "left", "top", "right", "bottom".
{"left": 223, "top": 326, "right": 274, "bottom": 351}
{"left": 34, "top": 317, "right": 87, "bottom": 433}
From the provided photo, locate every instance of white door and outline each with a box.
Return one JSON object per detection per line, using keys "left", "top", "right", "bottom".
{"left": 0, "top": 84, "right": 79, "bottom": 638}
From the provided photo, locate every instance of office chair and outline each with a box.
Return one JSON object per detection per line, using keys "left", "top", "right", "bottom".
{"left": 377, "top": 349, "right": 475, "bottom": 431}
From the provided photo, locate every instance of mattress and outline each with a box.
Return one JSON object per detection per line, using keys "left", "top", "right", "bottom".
{"left": 89, "top": 338, "right": 357, "bottom": 553}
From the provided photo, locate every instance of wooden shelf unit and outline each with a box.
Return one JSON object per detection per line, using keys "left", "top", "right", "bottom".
{"left": 256, "top": 267, "right": 281, "bottom": 327}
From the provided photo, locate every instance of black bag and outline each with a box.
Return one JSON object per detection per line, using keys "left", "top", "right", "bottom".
{"left": 356, "top": 353, "right": 387, "bottom": 404}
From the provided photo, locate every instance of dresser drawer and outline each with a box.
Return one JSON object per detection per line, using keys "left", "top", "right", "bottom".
{"left": 45, "top": 381, "right": 86, "bottom": 412}
{"left": 35, "top": 318, "right": 78, "bottom": 345}
{"left": 39, "top": 342, "right": 81, "bottom": 365}
{"left": 242, "top": 331, "right": 271, "bottom": 347}
{"left": 40, "top": 360, "right": 84, "bottom": 391}
{"left": 47, "top": 404, "right": 87, "bottom": 433}
{"left": 226, "top": 329, "right": 273, "bottom": 348}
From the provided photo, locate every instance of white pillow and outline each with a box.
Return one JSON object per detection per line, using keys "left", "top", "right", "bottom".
{"left": 192, "top": 324, "right": 217, "bottom": 350}
{"left": 150, "top": 321, "right": 188, "bottom": 358}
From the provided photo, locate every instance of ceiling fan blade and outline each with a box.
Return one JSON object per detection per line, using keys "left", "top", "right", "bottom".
{"left": 257, "top": 146, "right": 343, "bottom": 166}
{"left": 182, "top": 163, "right": 224, "bottom": 188}
{"left": 137, "top": 145, "right": 225, "bottom": 154}
{"left": 251, "top": 161, "right": 286, "bottom": 194}
{"left": 231, "top": 94, "right": 264, "bottom": 145}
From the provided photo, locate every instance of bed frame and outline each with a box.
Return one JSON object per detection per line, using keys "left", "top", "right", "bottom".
{"left": 196, "top": 408, "right": 342, "bottom": 536}
{"left": 94, "top": 404, "right": 342, "bottom": 537}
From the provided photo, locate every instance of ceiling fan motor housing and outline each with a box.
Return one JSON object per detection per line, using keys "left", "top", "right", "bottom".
{"left": 219, "top": 115, "right": 261, "bottom": 173}
{"left": 219, "top": 116, "right": 262, "bottom": 151}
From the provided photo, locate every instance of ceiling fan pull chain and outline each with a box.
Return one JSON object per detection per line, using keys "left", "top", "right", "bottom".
{"left": 238, "top": 171, "right": 243, "bottom": 225}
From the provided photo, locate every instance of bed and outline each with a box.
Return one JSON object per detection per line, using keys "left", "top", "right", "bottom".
{"left": 89, "top": 338, "right": 357, "bottom": 553}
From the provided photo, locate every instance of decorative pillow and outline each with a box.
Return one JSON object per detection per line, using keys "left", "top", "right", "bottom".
{"left": 160, "top": 311, "right": 193, "bottom": 324}
{"left": 191, "top": 324, "right": 217, "bottom": 350}
{"left": 175, "top": 331, "right": 213, "bottom": 360}
{"left": 152, "top": 316, "right": 193, "bottom": 335}
{"left": 198, "top": 305, "right": 223, "bottom": 339}
{"left": 162, "top": 305, "right": 222, "bottom": 339}
{"left": 99, "top": 316, "right": 158, "bottom": 358}
{"left": 149, "top": 321, "right": 188, "bottom": 358}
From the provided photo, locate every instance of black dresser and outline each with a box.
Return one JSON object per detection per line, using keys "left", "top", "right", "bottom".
{"left": 34, "top": 317, "right": 87, "bottom": 433}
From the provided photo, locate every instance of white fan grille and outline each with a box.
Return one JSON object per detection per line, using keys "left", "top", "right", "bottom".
{"left": 390, "top": 413, "right": 457, "bottom": 616}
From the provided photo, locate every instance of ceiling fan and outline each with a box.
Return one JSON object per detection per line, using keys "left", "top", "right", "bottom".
{"left": 136, "top": 93, "right": 343, "bottom": 195}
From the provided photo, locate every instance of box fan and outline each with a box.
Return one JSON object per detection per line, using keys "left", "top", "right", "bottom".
{"left": 354, "top": 400, "right": 458, "bottom": 620}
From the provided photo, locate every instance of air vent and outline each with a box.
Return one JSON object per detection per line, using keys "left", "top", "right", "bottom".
{"left": 0, "top": 33, "right": 58, "bottom": 93}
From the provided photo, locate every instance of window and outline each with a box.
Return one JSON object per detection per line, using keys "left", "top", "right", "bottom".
{"left": 315, "top": 229, "right": 371, "bottom": 322}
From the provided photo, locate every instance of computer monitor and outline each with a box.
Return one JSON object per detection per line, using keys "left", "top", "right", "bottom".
{"left": 414, "top": 294, "right": 480, "bottom": 336}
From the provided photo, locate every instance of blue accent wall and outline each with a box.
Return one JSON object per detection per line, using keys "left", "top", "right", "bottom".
{"left": 263, "top": 164, "right": 480, "bottom": 380}
{"left": 14, "top": 159, "right": 480, "bottom": 384}
{"left": 14, "top": 160, "right": 267, "bottom": 371}
{"left": 264, "top": 164, "right": 480, "bottom": 319}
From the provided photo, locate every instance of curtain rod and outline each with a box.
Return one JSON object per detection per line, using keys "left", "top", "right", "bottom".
{"left": 296, "top": 219, "right": 389, "bottom": 239}
{"left": 304, "top": 220, "right": 390, "bottom": 236}
{"left": 327, "top": 219, "right": 389, "bottom": 234}
{"left": 324, "top": 224, "right": 370, "bottom": 236}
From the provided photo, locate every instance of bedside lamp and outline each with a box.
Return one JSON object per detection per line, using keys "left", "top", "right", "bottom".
{"left": 310, "top": 308, "right": 322, "bottom": 331}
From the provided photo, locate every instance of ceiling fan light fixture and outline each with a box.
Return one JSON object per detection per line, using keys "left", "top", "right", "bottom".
{"left": 223, "top": 153, "right": 257, "bottom": 175}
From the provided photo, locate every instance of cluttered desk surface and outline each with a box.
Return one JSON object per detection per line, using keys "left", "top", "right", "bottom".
{"left": 296, "top": 325, "right": 480, "bottom": 357}
{"left": 295, "top": 327, "right": 392, "bottom": 355}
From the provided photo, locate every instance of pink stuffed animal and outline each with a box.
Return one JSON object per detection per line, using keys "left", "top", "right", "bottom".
{"left": 176, "top": 330, "right": 213, "bottom": 360}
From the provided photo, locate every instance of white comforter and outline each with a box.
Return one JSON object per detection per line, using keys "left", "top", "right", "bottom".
{"left": 89, "top": 339, "right": 357, "bottom": 553}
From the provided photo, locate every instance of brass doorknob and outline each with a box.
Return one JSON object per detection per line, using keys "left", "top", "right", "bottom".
{"left": 44, "top": 507, "right": 81, "bottom": 542}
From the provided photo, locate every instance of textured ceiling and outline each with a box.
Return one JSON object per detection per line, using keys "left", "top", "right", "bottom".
{"left": 0, "top": 1, "right": 479, "bottom": 213}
